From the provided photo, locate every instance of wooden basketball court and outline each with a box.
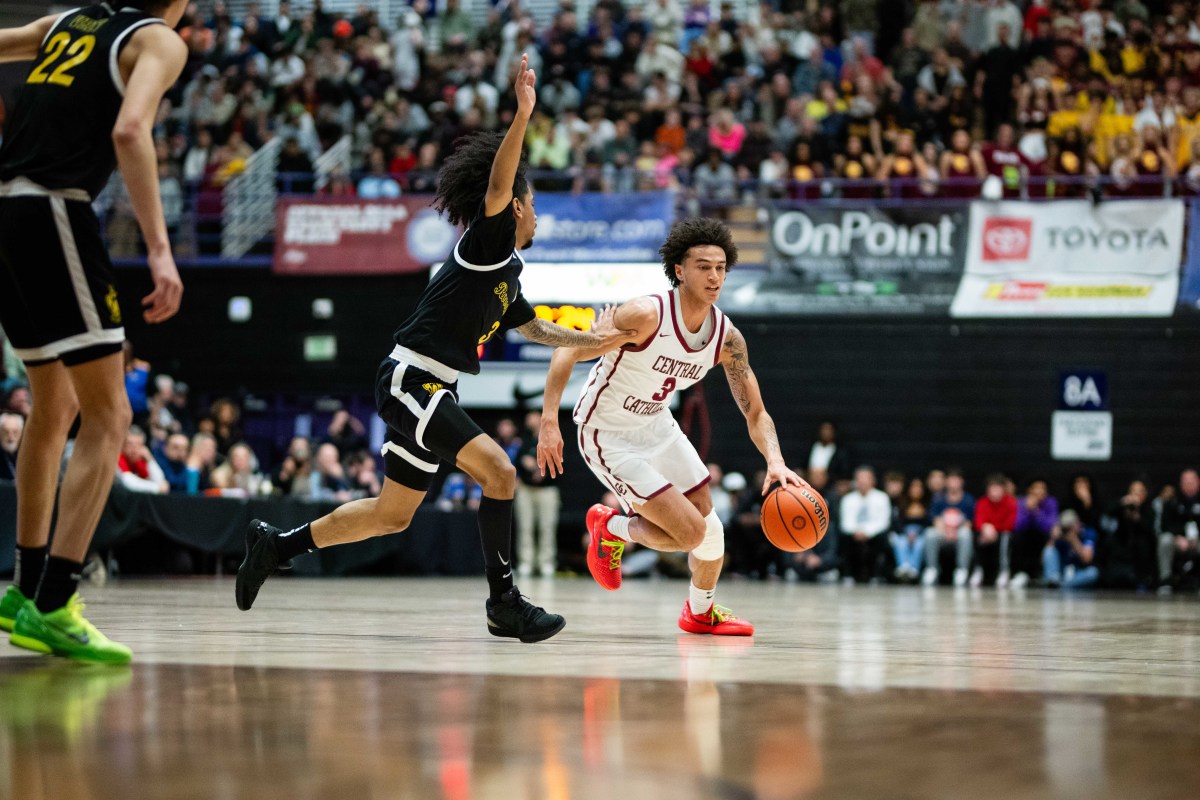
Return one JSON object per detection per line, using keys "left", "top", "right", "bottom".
{"left": 1, "top": 578, "right": 1198, "bottom": 799}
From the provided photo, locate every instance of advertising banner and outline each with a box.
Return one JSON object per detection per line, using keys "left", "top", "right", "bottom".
{"left": 951, "top": 199, "right": 1183, "bottom": 317}
{"left": 763, "top": 203, "right": 969, "bottom": 314}
{"left": 1180, "top": 201, "right": 1200, "bottom": 311}
{"left": 532, "top": 192, "right": 675, "bottom": 262}
{"left": 273, "top": 196, "right": 458, "bottom": 275}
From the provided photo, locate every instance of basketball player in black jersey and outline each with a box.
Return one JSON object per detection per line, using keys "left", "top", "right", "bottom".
{"left": 236, "top": 55, "right": 632, "bottom": 643}
{"left": 0, "top": 1, "right": 187, "bottom": 663}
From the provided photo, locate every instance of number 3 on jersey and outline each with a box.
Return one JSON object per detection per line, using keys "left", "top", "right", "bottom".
{"left": 28, "top": 33, "right": 95, "bottom": 87}
{"left": 651, "top": 377, "right": 676, "bottom": 402}
{"left": 478, "top": 320, "right": 500, "bottom": 345}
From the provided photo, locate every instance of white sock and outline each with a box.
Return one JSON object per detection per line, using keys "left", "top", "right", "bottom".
{"left": 606, "top": 514, "right": 632, "bottom": 541}
{"left": 689, "top": 583, "right": 715, "bottom": 615}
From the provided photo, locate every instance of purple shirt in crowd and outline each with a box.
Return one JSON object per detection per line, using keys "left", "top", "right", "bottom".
{"left": 1015, "top": 495, "right": 1059, "bottom": 535}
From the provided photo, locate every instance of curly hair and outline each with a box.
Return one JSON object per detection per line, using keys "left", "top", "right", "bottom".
{"left": 432, "top": 131, "right": 529, "bottom": 227}
{"left": 659, "top": 218, "right": 738, "bottom": 287}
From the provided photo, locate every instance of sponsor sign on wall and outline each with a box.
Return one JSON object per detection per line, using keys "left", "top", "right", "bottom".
{"left": 764, "top": 203, "right": 969, "bottom": 313}
{"left": 1180, "top": 201, "right": 1200, "bottom": 311}
{"left": 532, "top": 192, "right": 675, "bottom": 262}
{"left": 274, "top": 196, "right": 458, "bottom": 275}
{"left": 951, "top": 200, "right": 1183, "bottom": 317}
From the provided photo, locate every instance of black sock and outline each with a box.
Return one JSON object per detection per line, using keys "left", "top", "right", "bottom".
{"left": 272, "top": 523, "right": 316, "bottom": 562}
{"left": 14, "top": 544, "right": 48, "bottom": 598}
{"left": 478, "top": 496, "right": 515, "bottom": 601}
{"left": 35, "top": 556, "right": 83, "bottom": 613}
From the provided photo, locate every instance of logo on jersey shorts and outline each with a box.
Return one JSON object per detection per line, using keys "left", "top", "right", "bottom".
{"left": 494, "top": 282, "right": 510, "bottom": 313}
{"left": 422, "top": 382, "right": 443, "bottom": 395}
{"left": 104, "top": 285, "right": 121, "bottom": 323}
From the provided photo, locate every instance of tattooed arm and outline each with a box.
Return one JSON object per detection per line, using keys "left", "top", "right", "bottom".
{"left": 516, "top": 303, "right": 637, "bottom": 350}
{"left": 720, "top": 324, "right": 804, "bottom": 495}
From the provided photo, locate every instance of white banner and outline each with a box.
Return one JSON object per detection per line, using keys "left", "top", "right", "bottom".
{"left": 951, "top": 200, "right": 1183, "bottom": 317}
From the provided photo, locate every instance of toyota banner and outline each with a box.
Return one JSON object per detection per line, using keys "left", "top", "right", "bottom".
{"left": 760, "top": 203, "right": 969, "bottom": 314}
{"left": 951, "top": 199, "right": 1184, "bottom": 317}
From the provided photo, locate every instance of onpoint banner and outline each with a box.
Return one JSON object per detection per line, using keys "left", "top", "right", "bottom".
{"left": 274, "top": 196, "right": 457, "bottom": 275}
{"left": 951, "top": 199, "right": 1183, "bottom": 317}
{"left": 764, "top": 203, "right": 968, "bottom": 314}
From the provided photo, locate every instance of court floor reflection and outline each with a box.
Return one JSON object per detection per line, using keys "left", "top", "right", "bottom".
{"left": 1, "top": 660, "right": 1197, "bottom": 800}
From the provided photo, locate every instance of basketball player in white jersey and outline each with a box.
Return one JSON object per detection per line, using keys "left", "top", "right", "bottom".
{"left": 537, "top": 218, "right": 805, "bottom": 635}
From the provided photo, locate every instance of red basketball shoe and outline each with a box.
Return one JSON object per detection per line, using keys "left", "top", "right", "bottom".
{"left": 585, "top": 504, "right": 624, "bottom": 591}
{"left": 677, "top": 603, "right": 755, "bottom": 636}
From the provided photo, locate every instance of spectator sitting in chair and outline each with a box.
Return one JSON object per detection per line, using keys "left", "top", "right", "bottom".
{"left": 838, "top": 466, "right": 892, "bottom": 584}
{"left": 311, "top": 442, "right": 353, "bottom": 503}
{"left": 346, "top": 450, "right": 383, "bottom": 499}
{"left": 0, "top": 412, "right": 22, "bottom": 482}
{"left": 1099, "top": 479, "right": 1158, "bottom": 590}
{"left": 807, "top": 420, "right": 850, "bottom": 491}
{"left": 153, "top": 433, "right": 193, "bottom": 494}
{"left": 210, "top": 442, "right": 266, "bottom": 496}
{"left": 186, "top": 432, "right": 218, "bottom": 495}
{"left": 1158, "top": 468, "right": 1200, "bottom": 591}
{"left": 974, "top": 474, "right": 1017, "bottom": 587}
{"left": 117, "top": 425, "right": 168, "bottom": 495}
{"left": 1010, "top": 478, "right": 1058, "bottom": 588}
{"left": 922, "top": 468, "right": 975, "bottom": 587}
{"left": 1043, "top": 509, "right": 1099, "bottom": 589}
{"left": 891, "top": 477, "right": 930, "bottom": 582}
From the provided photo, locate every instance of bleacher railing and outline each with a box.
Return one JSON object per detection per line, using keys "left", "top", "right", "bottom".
{"left": 220, "top": 138, "right": 281, "bottom": 261}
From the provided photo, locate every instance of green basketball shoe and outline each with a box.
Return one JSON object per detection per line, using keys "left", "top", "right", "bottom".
{"left": 0, "top": 586, "right": 28, "bottom": 633}
{"left": 9, "top": 595, "right": 132, "bottom": 664}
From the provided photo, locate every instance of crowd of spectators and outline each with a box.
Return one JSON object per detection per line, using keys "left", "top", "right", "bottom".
{"left": 718, "top": 420, "right": 1200, "bottom": 594}
{"left": 3, "top": 368, "right": 1198, "bottom": 591}
{"left": 106, "top": 0, "right": 1200, "bottom": 251}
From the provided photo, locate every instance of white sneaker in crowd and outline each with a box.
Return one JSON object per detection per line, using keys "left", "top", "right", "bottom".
{"left": 953, "top": 568, "right": 968, "bottom": 587}
{"left": 969, "top": 567, "right": 983, "bottom": 588}
{"left": 921, "top": 567, "right": 939, "bottom": 587}
{"left": 996, "top": 570, "right": 1010, "bottom": 589}
{"left": 1010, "top": 572, "right": 1030, "bottom": 589}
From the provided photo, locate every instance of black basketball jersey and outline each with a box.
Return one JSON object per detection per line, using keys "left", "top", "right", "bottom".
{"left": 0, "top": 4, "right": 164, "bottom": 199}
{"left": 392, "top": 207, "right": 535, "bottom": 376}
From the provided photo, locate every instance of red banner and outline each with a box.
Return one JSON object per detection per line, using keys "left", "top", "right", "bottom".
{"left": 273, "top": 196, "right": 459, "bottom": 275}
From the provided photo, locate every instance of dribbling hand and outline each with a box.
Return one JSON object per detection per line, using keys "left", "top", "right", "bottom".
{"left": 514, "top": 53, "right": 536, "bottom": 118}
{"left": 143, "top": 249, "right": 183, "bottom": 323}
{"left": 763, "top": 464, "right": 806, "bottom": 496}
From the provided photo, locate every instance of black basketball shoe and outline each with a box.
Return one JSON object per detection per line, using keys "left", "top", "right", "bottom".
{"left": 235, "top": 520, "right": 283, "bottom": 611}
{"left": 485, "top": 586, "right": 566, "bottom": 643}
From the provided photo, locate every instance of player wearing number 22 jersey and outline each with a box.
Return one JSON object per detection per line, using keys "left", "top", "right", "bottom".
{"left": 0, "top": 1, "right": 188, "bottom": 664}
{"left": 537, "top": 218, "right": 809, "bottom": 636}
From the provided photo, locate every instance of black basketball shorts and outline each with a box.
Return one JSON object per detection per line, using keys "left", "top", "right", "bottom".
{"left": 0, "top": 184, "right": 124, "bottom": 366}
{"left": 374, "top": 355, "right": 485, "bottom": 491}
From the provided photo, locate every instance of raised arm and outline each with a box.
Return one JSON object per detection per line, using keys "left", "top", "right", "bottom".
{"left": 534, "top": 298, "right": 659, "bottom": 477}
{"left": 720, "top": 324, "right": 804, "bottom": 495}
{"left": 0, "top": 15, "right": 56, "bottom": 63}
{"left": 484, "top": 53, "right": 535, "bottom": 217}
{"left": 113, "top": 24, "right": 188, "bottom": 323}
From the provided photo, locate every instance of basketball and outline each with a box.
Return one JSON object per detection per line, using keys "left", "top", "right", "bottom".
{"left": 760, "top": 484, "right": 829, "bottom": 552}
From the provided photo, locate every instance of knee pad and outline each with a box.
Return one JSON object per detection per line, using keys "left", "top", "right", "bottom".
{"left": 692, "top": 510, "right": 725, "bottom": 561}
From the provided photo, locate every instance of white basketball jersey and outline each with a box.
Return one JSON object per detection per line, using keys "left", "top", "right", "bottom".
{"left": 574, "top": 289, "right": 728, "bottom": 431}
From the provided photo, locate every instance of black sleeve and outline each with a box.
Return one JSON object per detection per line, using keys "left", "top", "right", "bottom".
{"left": 501, "top": 291, "right": 536, "bottom": 330}
{"left": 457, "top": 207, "right": 517, "bottom": 269}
